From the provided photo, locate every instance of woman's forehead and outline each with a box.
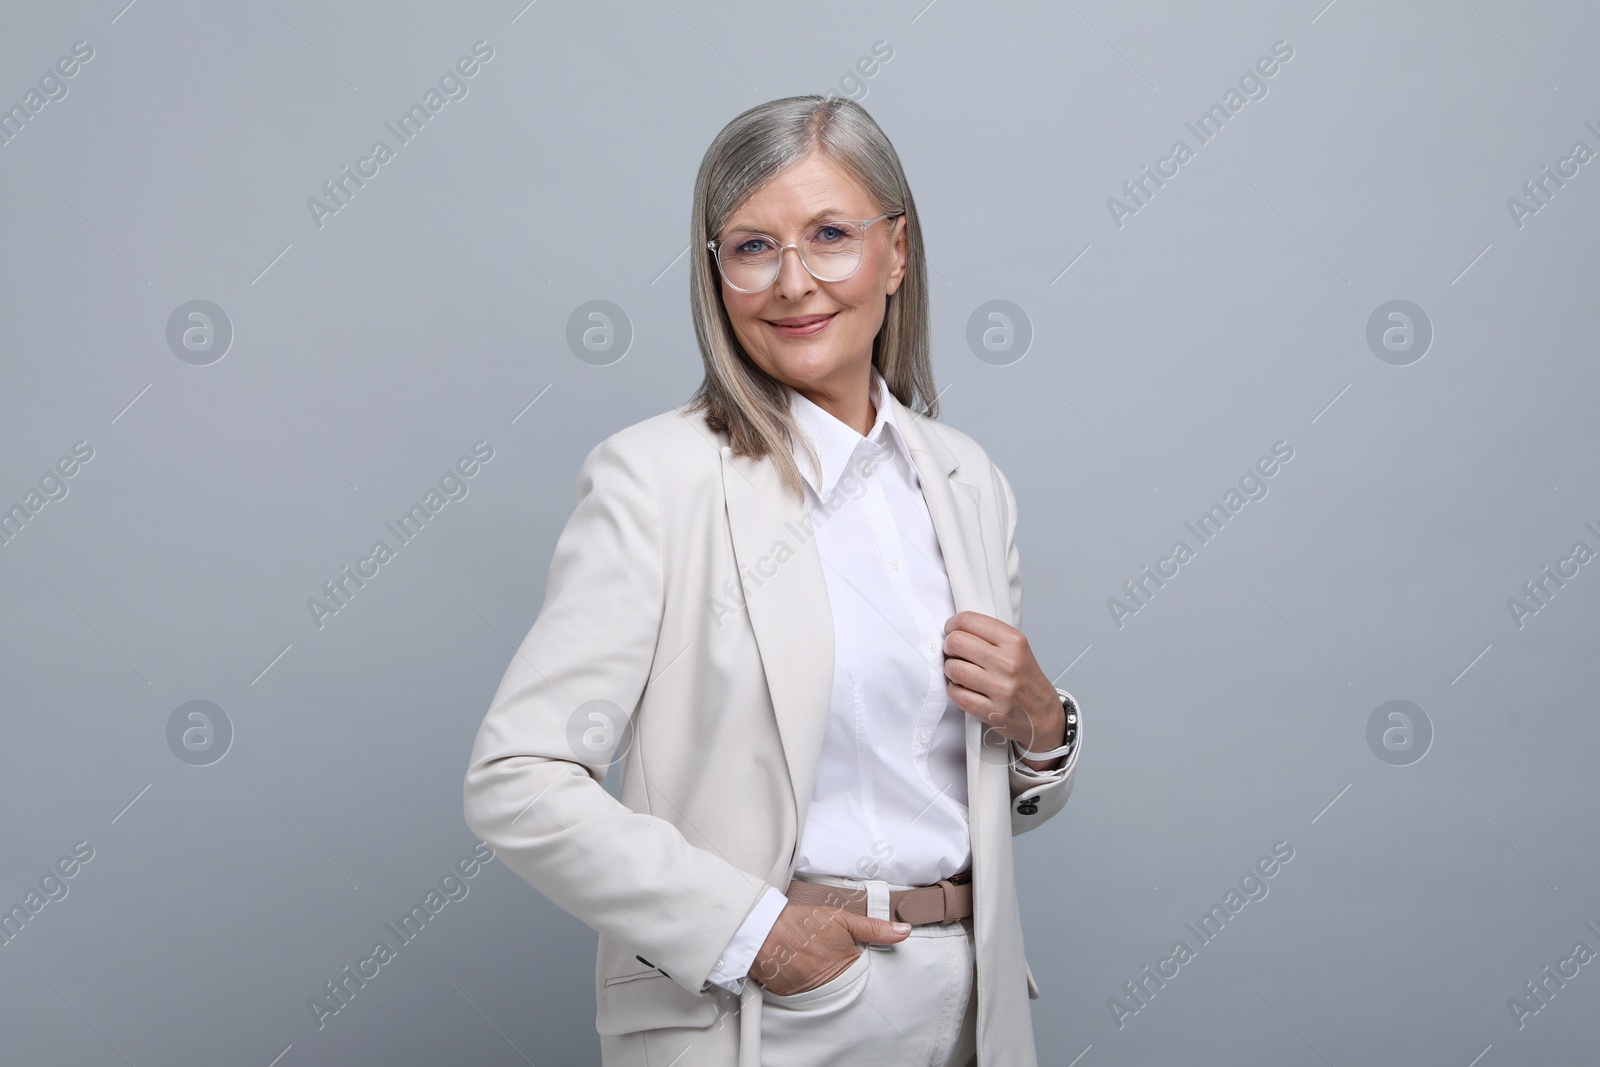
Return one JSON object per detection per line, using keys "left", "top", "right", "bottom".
{"left": 723, "top": 153, "right": 878, "bottom": 230}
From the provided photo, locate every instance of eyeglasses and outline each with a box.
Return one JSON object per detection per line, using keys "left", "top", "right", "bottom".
{"left": 707, "top": 212, "right": 904, "bottom": 293}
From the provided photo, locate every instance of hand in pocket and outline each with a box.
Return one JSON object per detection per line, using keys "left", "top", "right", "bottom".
{"left": 751, "top": 903, "right": 908, "bottom": 996}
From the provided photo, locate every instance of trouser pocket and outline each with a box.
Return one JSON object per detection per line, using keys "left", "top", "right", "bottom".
{"left": 760, "top": 947, "right": 871, "bottom": 1009}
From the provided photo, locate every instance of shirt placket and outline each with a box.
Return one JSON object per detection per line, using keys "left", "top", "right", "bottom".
{"left": 854, "top": 436, "right": 946, "bottom": 779}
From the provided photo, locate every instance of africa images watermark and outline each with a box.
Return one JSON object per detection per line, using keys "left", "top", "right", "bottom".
{"left": 1107, "top": 39, "right": 1295, "bottom": 229}
{"left": 822, "top": 39, "right": 894, "bottom": 102}
{"left": 0, "top": 39, "right": 95, "bottom": 149}
{"left": 1507, "top": 918, "right": 1600, "bottom": 1031}
{"left": 0, "top": 440, "right": 95, "bottom": 550}
{"left": 1505, "top": 118, "right": 1600, "bottom": 230}
{"left": 0, "top": 840, "right": 96, "bottom": 950}
{"left": 306, "top": 40, "right": 495, "bottom": 230}
{"left": 1108, "top": 440, "right": 1295, "bottom": 629}
{"left": 307, "top": 841, "right": 496, "bottom": 1030}
{"left": 306, "top": 441, "right": 495, "bottom": 629}
{"left": 1109, "top": 840, "right": 1296, "bottom": 1029}
{"left": 1505, "top": 517, "right": 1599, "bottom": 630}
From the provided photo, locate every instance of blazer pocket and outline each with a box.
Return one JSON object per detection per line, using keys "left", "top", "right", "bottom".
{"left": 595, "top": 970, "right": 721, "bottom": 1036}
{"left": 1024, "top": 958, "right": 1041, "bottom": 1000}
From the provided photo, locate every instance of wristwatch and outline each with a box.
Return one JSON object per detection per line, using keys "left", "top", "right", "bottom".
{"left": 1015, "top": 688, "right": 1080, "bottom": 762}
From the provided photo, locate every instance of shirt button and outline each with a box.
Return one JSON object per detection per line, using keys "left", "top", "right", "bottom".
{"left": 888, "top": 557, "right": 901, "bottom": 571}
{"left": 927, "top": 639, "right": 939, "bottom": 654}
{"left": 918, "top": 731, "right": 930, "bottom": 744}
{"left": 715, "top": 958, "right": 725, "bottom": 969}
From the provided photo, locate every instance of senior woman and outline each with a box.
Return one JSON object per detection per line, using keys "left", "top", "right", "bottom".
{"left": 463, "top": 95, "right": 1083, "bottom": 1067}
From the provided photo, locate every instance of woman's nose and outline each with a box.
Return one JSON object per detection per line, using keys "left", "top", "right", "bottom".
{"left": 773, "top": 244, "right": 818, "bottom": 299}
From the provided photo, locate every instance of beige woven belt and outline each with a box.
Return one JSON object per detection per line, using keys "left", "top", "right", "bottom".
{"left": 783, "top": 869, "right": 972, "bottom": 925}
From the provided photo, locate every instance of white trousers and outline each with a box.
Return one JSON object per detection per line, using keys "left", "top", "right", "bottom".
{"left": 756, "top": 873, "right": 978, "bottom": 1067}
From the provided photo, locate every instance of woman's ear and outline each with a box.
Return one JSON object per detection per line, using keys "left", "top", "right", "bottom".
{"left": 884, "top": 215, "right": 909, "bottom": 296}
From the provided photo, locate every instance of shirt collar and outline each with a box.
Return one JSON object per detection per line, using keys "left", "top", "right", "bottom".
{"left": 787, "top": 367, "right": 911, "bottom": 499}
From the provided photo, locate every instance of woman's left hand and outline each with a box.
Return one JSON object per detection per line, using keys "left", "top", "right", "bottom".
{"left": 941, "top": 611, "right": 1067, "bottom": 770}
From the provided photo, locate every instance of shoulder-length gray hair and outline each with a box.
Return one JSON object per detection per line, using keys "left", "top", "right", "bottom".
{"left": 684, "top": 95, "right": 936, "bottom": 500}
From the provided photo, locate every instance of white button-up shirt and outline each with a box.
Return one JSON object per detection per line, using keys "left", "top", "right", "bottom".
{"left": 705, "top": 368, "right": 1070, "bottom": 995}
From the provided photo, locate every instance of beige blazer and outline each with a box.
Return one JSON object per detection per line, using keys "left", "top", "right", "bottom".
{"left": 463, "top": 386, "right": 1082, "bottom": 1067}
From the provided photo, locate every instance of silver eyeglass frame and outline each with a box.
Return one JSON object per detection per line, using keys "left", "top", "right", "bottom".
{"left": 706, "top": 211, "right": 904, "bottom": 293}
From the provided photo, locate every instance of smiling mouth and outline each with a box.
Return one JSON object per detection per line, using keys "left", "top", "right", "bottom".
{"left": 766, "top": 312, "right": 838, "bottom": 335}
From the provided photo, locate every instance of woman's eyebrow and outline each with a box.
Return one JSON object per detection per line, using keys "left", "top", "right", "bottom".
{"left": 723, "top": 207, "right": 855, "bottom": 233}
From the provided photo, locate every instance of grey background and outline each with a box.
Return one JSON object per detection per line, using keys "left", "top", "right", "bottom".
{"left": 2, "top": 1, "right": 1596, "bottom": 1064}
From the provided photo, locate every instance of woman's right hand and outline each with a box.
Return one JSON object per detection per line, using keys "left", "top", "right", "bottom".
{"left": 750, "top": 903, "right": 910, "bottom": 996}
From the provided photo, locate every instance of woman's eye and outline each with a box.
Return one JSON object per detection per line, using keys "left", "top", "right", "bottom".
{"left": 732, "top": 237, "right": 771, "bottom": 255}
{"left": 814, "top": 225, "right": 848, "bottom": 243}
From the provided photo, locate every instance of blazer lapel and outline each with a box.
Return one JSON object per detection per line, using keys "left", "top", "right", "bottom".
{"left": 886, "top": 392, "right": 1012, "bottom": 837}
{"left": 719, "top": 443, "right": 836, "bottom": 869}
{"left": 887, "top": 392, "right": 1000, "bottom": 622}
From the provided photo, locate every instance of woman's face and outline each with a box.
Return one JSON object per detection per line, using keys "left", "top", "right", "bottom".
{"left": 714, "top": 150, "right": 907, "bottom": 399}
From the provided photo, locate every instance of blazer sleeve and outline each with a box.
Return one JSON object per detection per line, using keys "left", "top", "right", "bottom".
{"left": 991, "top": 460, "right": 1082, "bottom": 835}
{"left": 463, "top": 432, "right": 767, "bottom": 997}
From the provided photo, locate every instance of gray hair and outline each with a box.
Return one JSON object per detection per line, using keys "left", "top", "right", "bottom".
{"left": 683, "top": 95, "right": 936, "bottom": 500}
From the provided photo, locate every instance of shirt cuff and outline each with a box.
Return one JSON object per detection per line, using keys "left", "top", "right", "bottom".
{"left": 705, "top": 884, "right": 789, "bottom": 995}
{"left": 1011, "top": 738, "right": 1071, "bottom": 778}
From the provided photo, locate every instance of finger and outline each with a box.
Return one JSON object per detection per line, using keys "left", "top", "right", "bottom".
{"left": 943, "top": 652, "right": 1013, "bottom": 705}
{"left": 946, "top": 678, "right": 1005, "bottom": 725}
{"left": 941, "top": 627, "right": 1007, "bottom": 673}
{"left": 838, "top": 911, "right": 911, "bottom": 944}
{"left": 941, "top": 654, "right": 990, "bottom": 698}
{"left": 943, "top": 610, "right": 1012, "bottom": 644}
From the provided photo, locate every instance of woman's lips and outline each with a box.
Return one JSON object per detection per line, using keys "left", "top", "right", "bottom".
{"left": 766, "top": 312, "right": 837, "bottom": 337}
